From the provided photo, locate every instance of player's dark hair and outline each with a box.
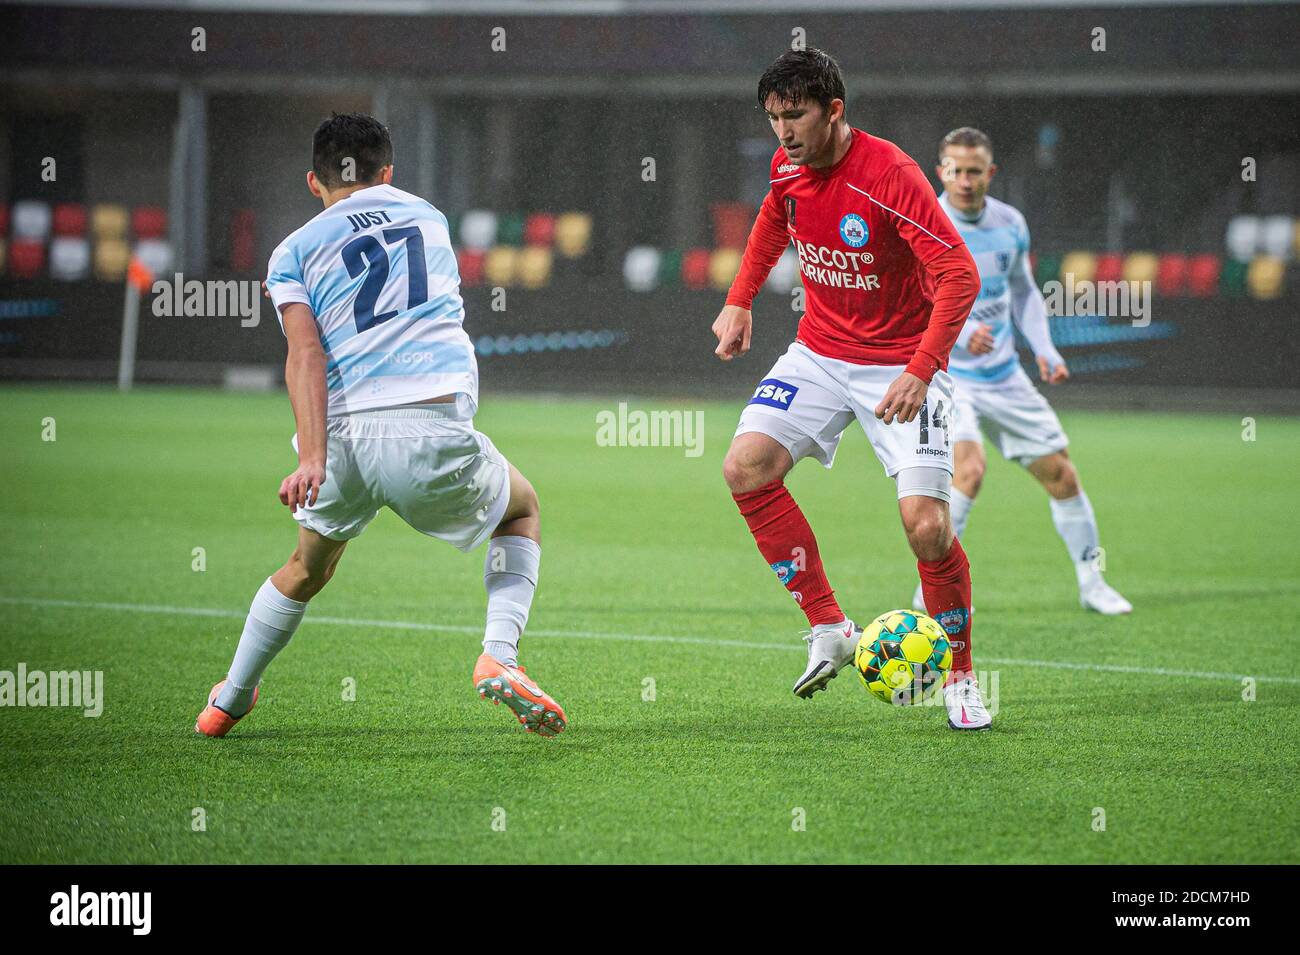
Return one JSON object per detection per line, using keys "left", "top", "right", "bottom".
{"left": 312, "top": 113, "right": 393, "bottom": 189}
{"left": 940, "top": 127, "right": 994, "bottom": 161}
{"left": 757, "top": 49, "right": 847, "bottom": 117}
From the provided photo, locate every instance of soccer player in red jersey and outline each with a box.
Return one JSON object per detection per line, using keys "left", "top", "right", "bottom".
{"left": 712, "top": 49, "right": 991, "bottom": 729}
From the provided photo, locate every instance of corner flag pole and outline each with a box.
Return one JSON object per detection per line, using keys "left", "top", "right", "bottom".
{"left": 118, "top": 257, "right": 153, "bottom": 392}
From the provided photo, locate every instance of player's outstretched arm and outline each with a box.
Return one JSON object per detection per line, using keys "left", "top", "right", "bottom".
{"left": 280, "top": 303, "right": 328, "bottom": 512}
{"left": 714, "top": 191, "right": 790, "bottom": 359}
{"left": 1008, "top": 228, "right": 1067, "bottom": 383}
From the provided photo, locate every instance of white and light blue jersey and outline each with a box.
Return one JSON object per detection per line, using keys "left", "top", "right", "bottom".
{"left": 266, "top": 183, "right": 477, "bottom": 416}
{"left": 938, "top": 192, "right": 1062, "bottom": 384}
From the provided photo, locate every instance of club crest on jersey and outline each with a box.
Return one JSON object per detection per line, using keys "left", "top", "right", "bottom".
{"left": 839, "top": 213, "right": 868, "bottom": 248}
{"left": 749, "top": 378, "right": 799, "bottom": 410}
{"left": 770, "top": 559, "right": 798, "bottom": 586}
{"left": 935, "top": 608, "right": 970, "bottom": 635}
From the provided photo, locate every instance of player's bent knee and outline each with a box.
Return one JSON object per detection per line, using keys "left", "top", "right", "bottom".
{"left": 722, "top": 437, "right": 788, "bottom": 494}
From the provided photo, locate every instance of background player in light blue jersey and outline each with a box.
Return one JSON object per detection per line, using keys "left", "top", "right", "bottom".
{"left": 912, "top": 127, "right": 1131, "bottom": 615}
{"left": 195, "top": 114, "right": 566, "bottom": 738}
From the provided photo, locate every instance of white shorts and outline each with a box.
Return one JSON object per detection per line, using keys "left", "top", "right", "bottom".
{"left": 735, "top": 341, "right": 954, "bottom": 480}
{"left": 289, "top": 406, "right": 511, "bottom": 551}
{"left": 951, "top": 366, "right": 1069, "bottom": 466}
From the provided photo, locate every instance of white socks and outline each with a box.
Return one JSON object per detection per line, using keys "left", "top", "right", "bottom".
{"left": 1048, "top": 492, "right": 1102, "bottom": 586}
{"left": 482, "top": 535, "right": 541, "bottom": 667}
{"left": 216, "top": 577, "right": 307, "bottom": 715}
{"left": 949, "top": 488, "right": 974, "bottom": 539}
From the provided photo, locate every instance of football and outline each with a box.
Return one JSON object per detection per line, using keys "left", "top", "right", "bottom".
{"left": 854, "top": 609, "right": 953, "bottom": 705}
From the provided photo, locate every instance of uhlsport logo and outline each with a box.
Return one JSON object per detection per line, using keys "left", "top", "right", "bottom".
{"left": 839, "top": 213, "right": 868, "bottom": 248}
{"left": 935, "top": 608, "right": 970, "bottom": 635}
{"left": 749, "top": 378, "right": 799, "bottom": 410}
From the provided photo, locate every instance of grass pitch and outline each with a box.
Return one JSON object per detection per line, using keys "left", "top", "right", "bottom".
{"left": 1, "top": 384, "right": 1297, "bottom": 863}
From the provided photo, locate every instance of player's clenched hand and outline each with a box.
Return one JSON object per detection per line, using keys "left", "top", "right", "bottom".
{"left": 279, "top": 461, "right": 326, "bottom": 513}
{"left": 875, "top": 372, "right": 928, "bottom": 425}
{"left": 968, "top": 323, "right": 995, "bottom": 355}
{"left": 1037, "top": 355, "right": 1069, "bottom": 384}
{"left": 712, "top": 305, "right": 752, "bottom": 361}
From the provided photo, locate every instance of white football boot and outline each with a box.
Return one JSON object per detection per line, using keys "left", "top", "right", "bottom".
{"left": 943, "top": 676, "right": 993, "bottom": 730}
{"left": 793, "top": 619, "right": 859, "bottom": 699}
{"left": 911, "top": 582, "right": 927, "bottom": 613}
{"left": 1078, "top": 565, "right": 1133, "bottom": 615}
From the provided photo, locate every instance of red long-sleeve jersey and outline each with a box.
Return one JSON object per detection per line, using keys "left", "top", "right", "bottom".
{"left": 726, "top": 128, "right": 979, "bottom": 383}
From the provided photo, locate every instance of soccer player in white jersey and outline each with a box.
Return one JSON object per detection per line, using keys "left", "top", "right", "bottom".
{"left": 195, "top": 114, "right": 566, "bottom": 738}
{"left": 911, "top": 127, "right": 1131, "bottom": 616}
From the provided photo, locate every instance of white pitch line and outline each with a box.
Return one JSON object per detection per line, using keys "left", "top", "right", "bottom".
{"left": 3, "top": 594, "right": 1299, "bottom": 686}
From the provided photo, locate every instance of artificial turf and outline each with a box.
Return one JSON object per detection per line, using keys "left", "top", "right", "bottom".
{"left": 1, "top": 385, "right": 1296, "bottom": 863}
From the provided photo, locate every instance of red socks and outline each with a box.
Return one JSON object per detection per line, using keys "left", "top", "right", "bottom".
{"left": 918, "top": 536, "right": 974, "bottom": 682}
{"left": 732, "top": 480, "right": 844, "bottom": 627}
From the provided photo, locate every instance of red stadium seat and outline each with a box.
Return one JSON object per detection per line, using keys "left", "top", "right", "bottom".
{"left": 457, "top": 248, "right": 485, "bottom": 287}
{"left": 681, "top": 248, "right": 711, "bottom": 289}
{"left": 1094, "top": 253, "right": 1123, "bottom": 283}
{"left": 0, "top": 205, "right": 9, "bottom": 237}
{"left": 230, "top": 208, "right": 256, "bottom": 272}
{"left": 1186, "top": 254, "right": 1221, "bottom": 297}
{"left": 52, "top": 203, "right": 88, "bottom": 237}
{"left": 1155, "top": 254, "right": 1188, "bottom": 296}
{"left": 523, "top": 213, "right": 556, "bottom": 247}
{"left": 8, "top": 239, "right": 46, "bottom": 278}
{"left": 712, "top": 203, "right": 755, "bottom": 249}
{"left": 131, "top": 206, "right": 167, "bottom": 239}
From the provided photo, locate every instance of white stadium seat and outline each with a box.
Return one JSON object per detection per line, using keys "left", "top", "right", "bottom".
{"left": 623, "top": 246, "right": 660, "bottom": 292}
{"left": 765, "top": 246, "right": 800, "bottom": 293}
{"left": 459, "top": 209, "right": 498, "bottom": 252}
{"left": 1260, "top": 215, "right": 1295, "bottom": 260}
{"left": 49, "top": 236, "right": 90, "bottom": 280}
{"left": 1225, "top": 215, "right": 1260, "bottom": 262}
{"left": 134, "top": 238, "right": 174, "bottom": 275}
{"left": 12, "top": 200, "right": 52, "bottom": 241}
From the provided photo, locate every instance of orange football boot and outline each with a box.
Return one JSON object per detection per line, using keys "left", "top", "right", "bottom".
{"left": 473, "top": 653, "right": 567, "bottom": 737}
{"left": 194, "top": 680, "right": 258, "bottom": 738}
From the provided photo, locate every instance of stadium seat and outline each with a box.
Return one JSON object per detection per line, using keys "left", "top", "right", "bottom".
{"left": 94, "top": 239, "right": 130, "bottom": 280}
{"left": 1186, "top": 254, "right": 1221, "bottom": 297}
{"left": 92, "top": 204, "right": 128, "bottom": 241}
{"left": 230, "top": 208, "right": 256, "bottom": 272}
{"left": 483, "top": 245, "right": 519, "bottom": 287}
{"left": 681, "top": 248, "right": 710, "bottom": 290}
{"left": 49, "top": 237, "right": 91, "bottom": 280}
{"left": 1033, "top": 253, "right": 1061, "bottom": 289}
{"left": 656, "top": 248, "right": 682, "bottom": 288}
{"left": 0, "top": 205, "right": 9, "bottom": 237}
{"left": 1094, "top": 253, "right": 1123, "bottom": 283}
{"left": 12, "top": 200, "right": 52, "bottom": 241}
{"left": 523, "top": 213, "right": 556, "bottom": 247}
{"left": 457, "top": 248, "right": 485, "bottom": 287}
{"left": 711, "top": 202, "right": 755, "bottom": 249}
{"left": 1219, "top": 257, "right": 1248, "bottom": 296}
{"left": 1225, "top": 215, "right": 1260, "bottom": 261}
{"left": 1155, "top": 254, "right": 1188, "bottom": 296}
{"left": 497, "top": 212, "right": 525, "bottom": 246}
{"left": 0, "top": 239, "right": 6, "bottom": 274}
{"left": 708, "top": 248, "right": 742, "bottom": 291}
{"left": 554, "top": 213, "right": 592, "bottom": 258}
{"left": 52, "top": 203, "right": 88, "bottom": 237}
{"left": 1246, "top": 255, "right": 1285, "bottom": 299}
{"left": 459, "top": 210, "right": 498, "bottom": 251}
{"left": 765, "top": 246, "right": 800, "bottom": 292}
{"left": 8, "top": 239, "right": 46, "bottom": 278}
{"left": 1260, "top": 216, "right": 1294, "bottom": 260}
{"left": 134, "top": 238, "right": 174, "bottom": 275}
{"left": 517, "top": 246, "right": 553, "bottom": 289}
{"left": 623, "top": 246, "right": 661, "bottom": 292}
{"left": 131, "top": 206, "right": 167, "bottom": 239}
{"left": 1122, "top": 252, "right": 1159, "bottom": 289}
{"left": 1059, "top": 251, "right": 1097, "bottom": 285}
